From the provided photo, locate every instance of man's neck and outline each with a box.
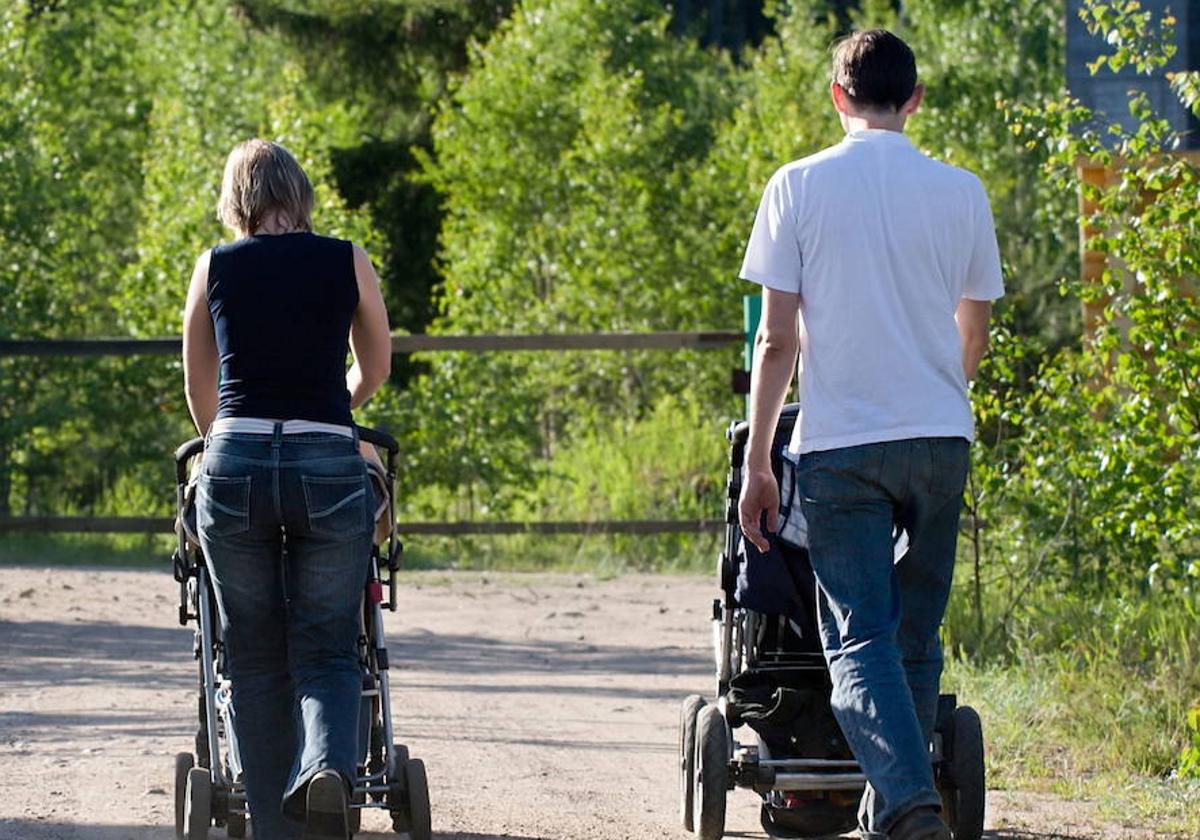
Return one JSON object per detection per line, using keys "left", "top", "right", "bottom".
{"left": 842, "top": 113, "right": 907, "bottom": 134}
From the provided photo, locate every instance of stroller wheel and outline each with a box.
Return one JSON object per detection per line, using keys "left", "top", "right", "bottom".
{"left": 225, "top": 806, "right": 246, "bottom": 839}
{"left": 678, "top": 694, "right": 706, "bottom": 832}
{"left": 184, "top": 767, "right": 211, "bottom": 840}
{"left": 694, "top": 705, "right": 730, "bottom": 840}
{"left": 949, "top": 706, "right": 985, "bottom": 840}
{"left": 402, "top": 759, "right": 432, "bottom": 840}
{"left": 387, "top": 743, "right": 412, "bottom": 832}
{"left": 348, "top": 788, "right": 363, "bottom": 836}
{"left": 174, "top": 752, "right": 194, "bottom": 839}
{"left": 391, "top": 743, "right": 410, "bottom": 775}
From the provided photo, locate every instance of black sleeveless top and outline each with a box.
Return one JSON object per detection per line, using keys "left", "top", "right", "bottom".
{"left": 207, "top": 233, "right": 358, "bottom": 426}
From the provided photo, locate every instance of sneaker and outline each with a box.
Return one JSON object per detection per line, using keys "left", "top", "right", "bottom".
{"left": 888, "top": 805, "right": 951, "bottom": 840}
{"left": 302, "top": 770, "right": 349, "bottom": 840}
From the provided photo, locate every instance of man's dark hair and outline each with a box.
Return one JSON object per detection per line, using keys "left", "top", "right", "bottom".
{"left": 831, "top": 29, "right": 917, "bottom": 112}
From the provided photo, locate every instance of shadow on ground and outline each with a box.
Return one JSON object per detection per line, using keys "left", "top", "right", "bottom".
{"left": 0, "top": 618, "right": 192, "bottom": 691}
{"left": 0, "top": 824, "right": 549, "bottom": 840}
{"left": 984, "top": 832, "right": 1094, "bottom": 840}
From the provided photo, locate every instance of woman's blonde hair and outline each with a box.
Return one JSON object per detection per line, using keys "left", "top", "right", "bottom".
{"left": 216, "top": 139, "right": 314, "bottom": 236}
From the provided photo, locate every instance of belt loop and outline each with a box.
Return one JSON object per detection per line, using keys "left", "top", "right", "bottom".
{"left": 351, "top": 423, "right": 360, "bottom": 448}
{"left": 272, "top": 421, "right": 284, "bottom": 448}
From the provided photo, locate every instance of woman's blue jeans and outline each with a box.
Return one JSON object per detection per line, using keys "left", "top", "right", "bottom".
{"left": 197, "top": 429, "right": 373, "bottom": 840}
{"left": 796, "top": 437, "right": 969, "bottom": 837}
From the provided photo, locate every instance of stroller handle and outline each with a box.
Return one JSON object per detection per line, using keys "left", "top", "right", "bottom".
{"left": 175, "top": 437, "right": 205, "bottom": 484}
{"left": 357, "top": 426, "right": 399, "bottom": 455}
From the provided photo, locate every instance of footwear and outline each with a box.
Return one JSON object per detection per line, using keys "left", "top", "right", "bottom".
{"left": 888, "top": 805, "right": 951, "bottom": 840}
{"left": 302, "top": 770, "right": 349, "bottom": 840}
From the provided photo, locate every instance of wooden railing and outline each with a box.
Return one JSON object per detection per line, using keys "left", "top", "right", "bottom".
{"left": 0, "top": 331, "right": 745, "bottom": 536}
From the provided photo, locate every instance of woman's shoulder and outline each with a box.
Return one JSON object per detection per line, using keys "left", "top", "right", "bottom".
{"left": 208, "top": 233, "right": 363, "bottom": 269}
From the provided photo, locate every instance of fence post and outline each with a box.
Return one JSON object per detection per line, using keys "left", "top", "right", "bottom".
{"left": 743, "top": 294, "right": 761, "bottom": 417}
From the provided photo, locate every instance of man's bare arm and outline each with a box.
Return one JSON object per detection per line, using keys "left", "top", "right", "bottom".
{"left": 738, "top": 288, "right": 800, "bottom": 552}
{"left": 956, "top": 298, "right": 991, "bottom": 381}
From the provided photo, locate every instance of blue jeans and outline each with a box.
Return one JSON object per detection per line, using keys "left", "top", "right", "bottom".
{"left": 197, "top": 429, "right": 373, "bottom": 840}
{"left": 796, "top": 437, "right": 969, "bottom": 836}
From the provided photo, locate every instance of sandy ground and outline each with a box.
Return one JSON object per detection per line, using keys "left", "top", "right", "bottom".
{"left": 0, "top": 567, "right": 1178, "bottom": 840}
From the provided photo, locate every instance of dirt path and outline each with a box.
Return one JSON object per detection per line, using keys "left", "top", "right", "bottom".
{"left": 0, "top": 567, "right": 1170, "bottom": 840}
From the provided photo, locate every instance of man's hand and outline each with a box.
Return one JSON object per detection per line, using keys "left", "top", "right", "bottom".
{"left": 739, "top": 467, "right": 780, "bottom": 553}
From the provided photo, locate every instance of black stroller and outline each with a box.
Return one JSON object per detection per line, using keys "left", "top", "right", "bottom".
{"left": 677, "top": 405, "right": 985, "bottom": 840}
{"left": 170, "top": 426, "right": 432, "bottom": 840}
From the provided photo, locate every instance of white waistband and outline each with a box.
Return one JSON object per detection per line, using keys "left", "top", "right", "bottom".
{"left": 209, "top": 417, "right": 355, "bottom": 439}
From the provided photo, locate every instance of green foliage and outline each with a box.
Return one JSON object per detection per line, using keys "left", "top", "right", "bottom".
{"left": 233, "top": 0, "right": 515, "bottom": 345}
{"left": 0, "top": 1, "right": 382, "bottom": 518}
{"left": 517, "top": 394, "right": 725, "bottom": 563}
{"left": 974, "top": 0, "right": 1200, "bottom": 599}
{"left": 0, "top": 1, "right": 172, "bottom": 516}
{"left": 942, "top": 578, "right": 1200, "bottom": 812}
{"left": 943, "top": 1, "right": 1200, "bottom": 783}
{"left": 678, "top": 2, "right": 843, "bottom": 314}
{"left": 1182, "top": 707, "right": 1200, "bottom": 780}
{"left": 406, "top": 0, "right": 742, "bottom": 509}
{"left": 403, "top": 0, "right": 1078, "bottom": 522}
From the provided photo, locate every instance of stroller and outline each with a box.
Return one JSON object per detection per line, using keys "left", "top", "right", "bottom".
{"left": 170, "top": 426, "right": 432, "bottom": 840}
{"left": 678, "top": 405, "right": 985, "bottom": 840}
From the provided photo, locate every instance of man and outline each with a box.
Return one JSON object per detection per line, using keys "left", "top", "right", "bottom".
{"left": 736, "top": 29, "right": 1002, "bottom": 840}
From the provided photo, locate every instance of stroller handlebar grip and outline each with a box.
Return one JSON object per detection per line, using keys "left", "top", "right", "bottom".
{"left": 175, "top": 437, "right": 205, "bottom": 484}
{"left": 357, "top": 426, "right": 399, "bottom": 455}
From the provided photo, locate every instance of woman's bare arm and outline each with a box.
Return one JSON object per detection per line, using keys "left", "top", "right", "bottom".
{"left": 347, "top": 245, "right": 392, "bottom": 410}
{"left": 183, "top": 251, "right": 219, "bottom": 436}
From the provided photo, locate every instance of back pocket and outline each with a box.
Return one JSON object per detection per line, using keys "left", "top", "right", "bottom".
{"left": 197, "top": 474, "right": 251, "bottom": 538}
{"left": 302, "top": 475, "right": 368, "bottom": 538}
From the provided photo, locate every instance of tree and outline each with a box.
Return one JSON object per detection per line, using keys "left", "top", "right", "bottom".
{"left": 229, "top": 0, "right": 514, "bottom": 367}
{"left": 400, "top": 0, "right": 740, "bottom": 509}
{"left": 0, "top": 0, "right": 383, "bottom": 518}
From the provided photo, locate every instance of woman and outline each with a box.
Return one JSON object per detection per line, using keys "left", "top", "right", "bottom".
{"left": 183, "top": 139, "right": 392, "bottom": 840}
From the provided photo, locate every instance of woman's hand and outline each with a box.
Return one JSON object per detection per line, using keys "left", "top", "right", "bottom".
{"left": 358, "top": 439, "right": 384, "bottom": 471}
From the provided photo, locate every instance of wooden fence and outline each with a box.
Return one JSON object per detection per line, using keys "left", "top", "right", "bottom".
{"left": 0, "top": 331, "right": 746, "bottom": 536}
{"left": 0, "top": 331, "right": 742, "bottom": 357}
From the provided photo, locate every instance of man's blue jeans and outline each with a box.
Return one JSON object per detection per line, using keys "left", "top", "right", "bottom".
{"left": 197, "top": 430, "right": 373, "bottom": 840}
{"left": 795, "top": 437, "right": 969, "bottom": 836}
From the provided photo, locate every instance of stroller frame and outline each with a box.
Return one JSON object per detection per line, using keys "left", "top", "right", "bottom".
{"left": 170, "top": 426, "right": 431, "bottom": 840}
{"left": 679, "top": 406, "right": 986, "bottom": 840}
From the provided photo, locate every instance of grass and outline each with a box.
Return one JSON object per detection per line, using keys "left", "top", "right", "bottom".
{"left": 1093, "top": 776, "right": 1200, "bottom": 835}
{"left": 0, "top": 533, "right": 173, "bottom": 567}
{"left": 398, "top": 532, "right": 718, "bottom": 575}
{"left": 0, "top": 531, "right": 718, "bottom": 574}
{"left": 941, "top": 576, "right": 1200, "bottom": 837}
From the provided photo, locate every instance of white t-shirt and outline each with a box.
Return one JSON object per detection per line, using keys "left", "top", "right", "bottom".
{"left": 739, "top": 128, "right": 1004, "bottom": 455}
